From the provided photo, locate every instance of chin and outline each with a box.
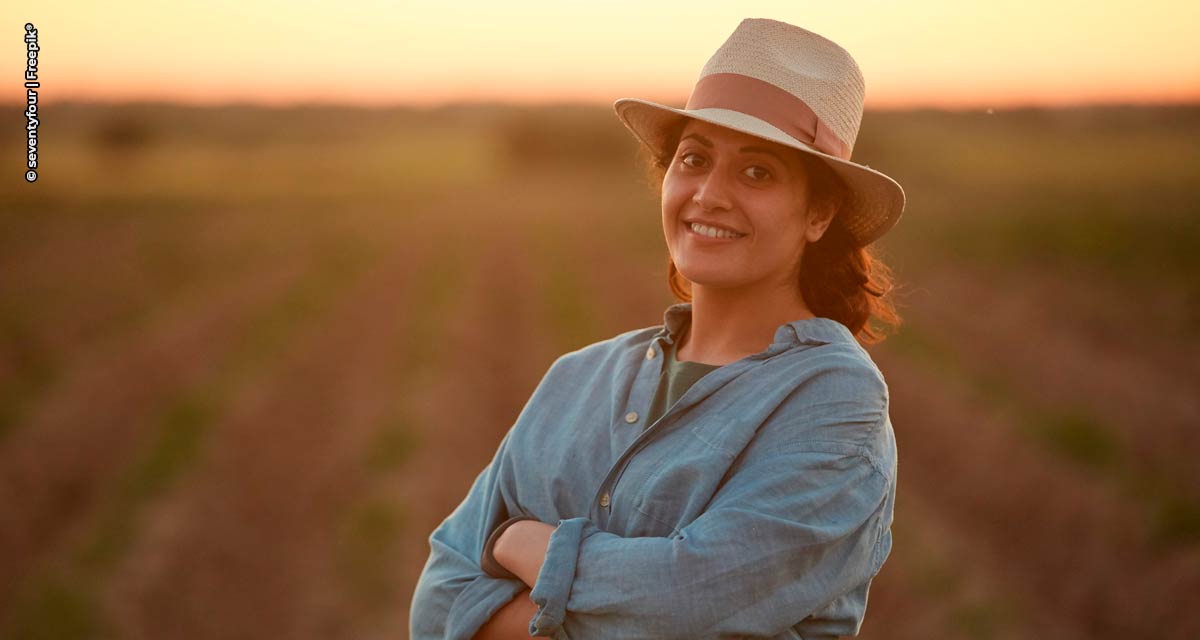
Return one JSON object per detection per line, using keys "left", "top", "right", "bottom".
{"left": 676, "top": 268, "right": 745, "bottom": 291}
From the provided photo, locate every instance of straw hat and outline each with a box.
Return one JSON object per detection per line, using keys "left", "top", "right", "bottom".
{"left": 613, "top": 18, "right": 905, "bottom": 247}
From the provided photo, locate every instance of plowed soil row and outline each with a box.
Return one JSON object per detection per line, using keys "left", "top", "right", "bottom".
{"left": 0, "top": 254, "right": 312, "bottom": 614}
{"left": 0, "top": 207, "right": 319, "bottom": 437}
{"left": 874, "top": 346, "right": 1200, "bottom": 639}
{"left": 863, "top": 486, "right": 1075, "bottom": 640}
{"left": 900, "top": 264, "right": 1200, "bottom": 505}
{"left": 96, "top": 208, "right": 428, "bottom": 639}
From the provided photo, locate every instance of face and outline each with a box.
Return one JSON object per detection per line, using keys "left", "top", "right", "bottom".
{"left": 662, "top": 119, "right": 834, "bottom": 295}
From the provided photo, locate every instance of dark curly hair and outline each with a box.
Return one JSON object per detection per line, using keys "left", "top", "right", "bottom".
{"left": 641, "top": 117, "right": 902, "bottom": 346}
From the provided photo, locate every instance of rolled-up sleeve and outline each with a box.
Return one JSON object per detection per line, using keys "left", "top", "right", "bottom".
{"left": 409, "top": 427, "right": 528, "bottom": 640}
{"left": 527, "top": 411, "right": 894, "bottom": 638}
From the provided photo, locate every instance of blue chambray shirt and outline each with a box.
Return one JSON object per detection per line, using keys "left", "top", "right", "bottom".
{"left": 409, "top": 302, "right": 897, "bottom": 640}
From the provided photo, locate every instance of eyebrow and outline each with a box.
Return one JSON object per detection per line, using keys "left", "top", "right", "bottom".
{"left": 680, "top": 132, "right": 789, "bottom": 165}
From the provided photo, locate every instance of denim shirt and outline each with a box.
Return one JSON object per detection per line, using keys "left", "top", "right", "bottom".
{"left": 409, "top": 302, "right": 897, "bottom": 640}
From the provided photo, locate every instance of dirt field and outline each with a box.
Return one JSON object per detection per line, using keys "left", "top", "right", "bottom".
{"left": 0, "top": 102, "right": 1196, "bottom": 639}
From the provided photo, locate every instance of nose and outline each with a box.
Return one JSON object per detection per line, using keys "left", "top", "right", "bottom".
{"left": 692, "top": 166, "right": 734, "bottom": 212}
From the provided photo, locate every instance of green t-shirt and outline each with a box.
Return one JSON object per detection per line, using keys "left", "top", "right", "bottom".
{"left": 644, "top": 320, "right": 721, "bottom": 430}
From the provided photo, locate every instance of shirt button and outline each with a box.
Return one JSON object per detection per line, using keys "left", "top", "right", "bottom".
{"left": 624, "top": 411, "right": 639, "bottom": 424}
{"left": 645, "top": 346, "right": 656, "bottom": 360}
{"left": 600, "top": 492, "right": 611, "bottom": 508}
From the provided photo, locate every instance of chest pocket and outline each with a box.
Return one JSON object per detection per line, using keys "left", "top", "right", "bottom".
{"left": 622, "top": 412, "right": 760, "bottom": 538}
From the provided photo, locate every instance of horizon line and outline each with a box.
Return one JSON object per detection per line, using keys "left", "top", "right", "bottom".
{"left": 12, "top": 96, "right": 1200, "bottom": 114}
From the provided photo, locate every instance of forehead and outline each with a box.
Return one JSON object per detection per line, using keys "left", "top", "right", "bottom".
{"left": 679, "top": 118, "right": 801, "bottom": 165}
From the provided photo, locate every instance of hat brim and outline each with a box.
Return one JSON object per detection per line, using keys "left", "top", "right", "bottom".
{"left": 613, "top": 97, "right": 905, "bottom": 247}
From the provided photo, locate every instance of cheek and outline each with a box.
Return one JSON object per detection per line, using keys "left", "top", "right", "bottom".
{"left": 772, "top": 197, "right": 808, "bottom": 235}
{"left": 661, "top": 187, "right": 690, "bottom": 231}
{"left": 661, "top": 176, "right": 686, "bottom": 212}
{"left": 760, "top": 208, "right": 807, "bottom": 250}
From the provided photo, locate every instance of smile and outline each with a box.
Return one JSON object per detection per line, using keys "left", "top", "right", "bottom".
{"left": 686, "top": 221, "right": 747, "bottom": 240}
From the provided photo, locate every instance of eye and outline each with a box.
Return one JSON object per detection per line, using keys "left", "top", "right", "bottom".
{"left": 743, "top": 165, "right": 772, "bottom": 181}
{"left": 679, "top": 152, "right": 706, "bottom": 168}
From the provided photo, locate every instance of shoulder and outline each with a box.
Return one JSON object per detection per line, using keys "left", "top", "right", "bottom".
{"left": 755, "top": 335, "right": 893, "bottom": 469}
{"left": 776, "top": 332, "right": 889, "bottom": 413}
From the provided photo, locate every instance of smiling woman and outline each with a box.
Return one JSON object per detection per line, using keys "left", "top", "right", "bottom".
{"left": 410, "top": 17, "right": 908, "bottom": 640}
{"left": 647, "top": 116, "right": 902, "bottom": 355}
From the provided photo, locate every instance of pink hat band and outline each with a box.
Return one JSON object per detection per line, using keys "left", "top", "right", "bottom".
{"left": 684, "top": 72, "right": 851, "bottom": 161}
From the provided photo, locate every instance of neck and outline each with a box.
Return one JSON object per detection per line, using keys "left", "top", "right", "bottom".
{"left": 676, "top": 284, "right": 814, "bottom": 366}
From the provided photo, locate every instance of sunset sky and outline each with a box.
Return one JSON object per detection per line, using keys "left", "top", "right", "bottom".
{"left": 11, "top": 0, "right": 1200, "bottom": 109}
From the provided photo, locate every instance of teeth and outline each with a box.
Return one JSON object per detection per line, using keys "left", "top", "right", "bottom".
{"left": 690, "top": 222, "right": 745, "bottom": 239}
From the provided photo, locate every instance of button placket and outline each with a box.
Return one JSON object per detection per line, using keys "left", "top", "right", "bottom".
{"left": 594, "top": 333, "right": 669, "bottom": 526}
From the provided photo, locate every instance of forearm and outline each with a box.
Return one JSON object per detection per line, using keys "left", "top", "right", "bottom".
{"left": 493, "top": 520, "right": 555, "bottom": 588}
{"left": 473, "top": 588, "right": 539, "bottom": 640}
{"left": 519, "top": 448, "right": 891, "bottom": 638}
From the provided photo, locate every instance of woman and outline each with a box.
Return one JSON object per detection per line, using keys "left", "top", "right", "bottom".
{"left": 410, "top": 18, "right": 906, "bottom": 640}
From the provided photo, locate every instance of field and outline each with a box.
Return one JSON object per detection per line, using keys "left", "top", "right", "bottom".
{"left": 0, "top": 101, "right": 1197, "bottom": 639}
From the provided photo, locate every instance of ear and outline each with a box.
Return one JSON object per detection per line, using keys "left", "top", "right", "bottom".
{"left": 804, "top": 196, "right": 835, "bottom": 244}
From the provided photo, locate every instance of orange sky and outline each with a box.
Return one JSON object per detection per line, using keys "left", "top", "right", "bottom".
{"left": 10, "top": 0, "right": 1200, "bottom": 109}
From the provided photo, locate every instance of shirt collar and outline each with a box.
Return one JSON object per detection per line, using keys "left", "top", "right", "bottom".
{"left": 657, "top": 301, "right": 853, "bottom": 350}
